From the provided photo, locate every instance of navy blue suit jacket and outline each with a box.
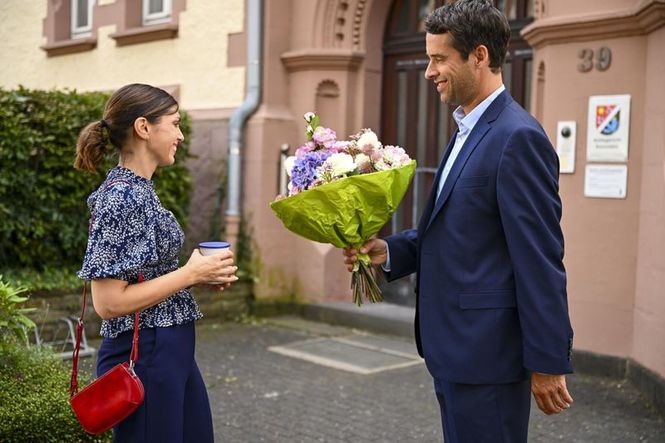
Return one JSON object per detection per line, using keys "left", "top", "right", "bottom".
{"left": 386, "top": 91, "right": 573, "bottom": 384}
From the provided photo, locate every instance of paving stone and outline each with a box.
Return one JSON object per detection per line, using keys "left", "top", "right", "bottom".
{"left": 269, "top": 337, "right": 422, "bottom": 374}
{"left": 194, "top": 320, "right": 665, "bottom": 442}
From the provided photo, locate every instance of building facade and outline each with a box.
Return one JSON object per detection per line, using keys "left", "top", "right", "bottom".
{"left": 1, "top": 0, "right": 247, "bottom": 253}
{"left": 1, "top": 0, "right": 664, "bottom": 389}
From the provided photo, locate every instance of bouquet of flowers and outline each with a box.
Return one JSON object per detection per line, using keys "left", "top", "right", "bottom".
{"left": 270, "top": 112, "right": 416, "bottom": 305}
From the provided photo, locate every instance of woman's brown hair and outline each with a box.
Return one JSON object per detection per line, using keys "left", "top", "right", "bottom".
{"left": 74, "top": 83, "right": 179, "bottom": 171}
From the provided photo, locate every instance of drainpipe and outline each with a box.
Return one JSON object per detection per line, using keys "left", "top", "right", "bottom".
{"left": 226, "top": 0, "right": 263, "bottom": 248}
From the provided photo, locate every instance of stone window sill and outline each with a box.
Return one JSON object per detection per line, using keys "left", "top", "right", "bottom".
{"left": 41, "top": 37, "right": 97, "bottom": 57}
{"left": 110, "top": 23, "right": 179, "bottom": 47}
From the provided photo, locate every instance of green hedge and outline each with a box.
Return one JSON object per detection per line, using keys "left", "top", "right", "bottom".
{"left": 0, "top": 87, "right": 192, "bottom": 287}
{"left": 0, "top": 342, "right": 110, "bottom": 442}
{"left": 0, "top": 276, "right": 110, "bottom": 442}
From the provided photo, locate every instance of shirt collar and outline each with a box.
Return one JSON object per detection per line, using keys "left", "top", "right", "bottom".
{"left": 453, "top": 84, "right": 506, "bottom": 134}
{"left": 109, "top": 165, "right": 154, "bottom": 187}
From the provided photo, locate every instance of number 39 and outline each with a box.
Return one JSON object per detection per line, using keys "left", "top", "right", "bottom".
{"left": 578, "top": 47, "right": 612, "bottom": 72}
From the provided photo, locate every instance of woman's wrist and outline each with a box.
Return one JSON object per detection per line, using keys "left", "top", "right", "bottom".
{"left": 177, "top": 264, "right": 198, "bottom": 287}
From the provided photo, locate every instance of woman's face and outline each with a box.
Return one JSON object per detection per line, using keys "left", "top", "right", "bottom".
{"left": 147, "top": 110, "right": 184, "bottom": 166}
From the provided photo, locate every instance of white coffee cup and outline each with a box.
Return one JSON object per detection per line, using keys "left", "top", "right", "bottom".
{"left": 198, "top": 241, "right": 231, "bottom": 283}
{"left": 199, "top": 241, "right": 230, "bottom": 255}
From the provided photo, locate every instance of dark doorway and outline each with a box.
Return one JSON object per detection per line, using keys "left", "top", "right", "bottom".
{"left": 378, "top": 0, "right": 535, "bottom": 306}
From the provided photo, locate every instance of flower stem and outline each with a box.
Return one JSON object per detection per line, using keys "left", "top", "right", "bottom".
{"left": 351, "top": 260, "right": 383, "bottom": 306}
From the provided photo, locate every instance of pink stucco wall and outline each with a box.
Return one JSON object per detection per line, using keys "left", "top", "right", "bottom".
{"left": 243, "top": 0, "right": 665, "bottom": 379}
{"left": 632, "top": 25, "right": 665, "bottom": 377}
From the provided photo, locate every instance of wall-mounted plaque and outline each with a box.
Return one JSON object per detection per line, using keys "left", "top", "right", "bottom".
{"left": 586, "top": 95, "right": 631, "bottom": 162}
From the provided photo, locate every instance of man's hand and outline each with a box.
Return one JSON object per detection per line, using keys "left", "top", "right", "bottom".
{"left": 342, "top": 239, "right": 388, "bottom": 272}
{"left": 531, "top": 372, "right": 573, "bottom": 415}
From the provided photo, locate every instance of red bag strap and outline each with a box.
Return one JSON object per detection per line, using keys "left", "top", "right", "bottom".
{"left": 69, "top": 275, "right": 142, "bottom": 398}
{"left": 129, "top": 274, "right": 143, "bottom": 368}
{"left": 70, "top": 177, "right": 142, "bottom": 398}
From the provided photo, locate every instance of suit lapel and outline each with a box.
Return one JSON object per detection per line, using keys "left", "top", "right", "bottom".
{"left": 418, "top": 131, "right": 458, "bottom": 236}
{"left": 424, "top": 90, "right": 513, "bottom": 233}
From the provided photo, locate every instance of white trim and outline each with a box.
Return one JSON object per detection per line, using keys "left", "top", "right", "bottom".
{"left": 71, "top": 0, "right": 94, "bottom": 39}
{"left": 268, "top": 345, "right": 423, "bottom": 375}
{"left": 267, "top": 336, "right": 424, "bottom": 375}
{"left": 142, "top": 0, "right": 172, "bottom": 26}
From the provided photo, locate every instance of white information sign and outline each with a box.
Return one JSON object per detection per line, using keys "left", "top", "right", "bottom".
{"left": 556, "top": 121, "right": 576, "bottom": 174}
{"left": 584, "top": 164, "right": 628, "bottom": 199}
{"left": 586, "top": 95, "right": 631, "bottom": 162}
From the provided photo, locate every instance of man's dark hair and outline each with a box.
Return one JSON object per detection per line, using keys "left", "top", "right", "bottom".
{"left": 425, "top": 0, "right": 510, "bottom": 73}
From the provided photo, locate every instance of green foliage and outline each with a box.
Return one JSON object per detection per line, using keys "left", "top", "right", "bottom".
{"left": 0, "top": 278, "right": 108, "bottom": 441}
{"left": 0, "top": 341, "right": 110, "bottom": 442}
{"left": 0, "top": 86, "right": 191, "bottom": 276}
{"left": 0, "top": 275, "right": 35, "bottom": 347}
{"left": 234, "top": 217, "right": 257, "bottom": 282}
{"left": 2, "top": 266, "right": 82, "bottom": 294}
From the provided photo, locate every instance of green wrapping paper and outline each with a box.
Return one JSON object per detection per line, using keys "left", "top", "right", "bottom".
{"left": 270, "top": 160, "right": 416, "bottom": 305}
{"left": 270, "top": 160, "right": 416, "bottom": 248}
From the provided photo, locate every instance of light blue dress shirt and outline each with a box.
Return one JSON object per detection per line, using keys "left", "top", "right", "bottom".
{"left": 383, "top": 84, "right": 506, "bottom": 272}
{"left": 436, "top": 84, "right": 506, "bottom": 199}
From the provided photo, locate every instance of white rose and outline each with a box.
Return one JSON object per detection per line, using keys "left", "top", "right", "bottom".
{"left": 325, "top": 153, "right": 357, "bottom": 177}
{"left": 374, "top": 159, "right": 389, "bottom": 171}
{"left": 356, "top": 130, "right": 381, "bottom": 150}
{"left": 354, "top": 153, "right": 372, "bottom": 172}
{"left": 304, "top": 112, "right": 316, "bottom": 122}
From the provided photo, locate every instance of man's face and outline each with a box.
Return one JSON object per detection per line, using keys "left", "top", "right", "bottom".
{"left": 424, "top": 32, "right": 478, "bottom": 109}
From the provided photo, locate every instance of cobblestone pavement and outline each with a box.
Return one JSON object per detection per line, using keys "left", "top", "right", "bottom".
{"left": 194, "top": 318, "right": 665, "bottom": 443}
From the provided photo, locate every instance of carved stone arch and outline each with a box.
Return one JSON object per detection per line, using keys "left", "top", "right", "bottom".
{"left": 534, "top": 0, "right": 546, "bottom": 18}
{"left": 316, "top": 79, "right": 341, "bottom": 98}
{"left": 303, "top": 1, "right": 392, "bottom": 130}
{"left": 315, "top": 80, "right": 342, "bottom": 131}
{"left": 537, "top": 61, "right": 546, "bottom": 80}
{"left": 535, "top": 61, "right": 546, "bottom": 122}
{"left": 315, "top": 0, "right": 371, "bottom": 49}
{"left": 359, "top": 0, "right": 393, "bottom": 129}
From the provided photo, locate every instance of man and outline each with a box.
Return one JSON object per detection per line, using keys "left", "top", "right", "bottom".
{"left": 343, "top": 1, "right": 574, "bottom": 441}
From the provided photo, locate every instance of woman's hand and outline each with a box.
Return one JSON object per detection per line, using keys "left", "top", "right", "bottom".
{"left": 91, "top": 250, "right": 238, "bottom": 319}
{"left": 184, "top": 249, "right": 238, "bottom": 286}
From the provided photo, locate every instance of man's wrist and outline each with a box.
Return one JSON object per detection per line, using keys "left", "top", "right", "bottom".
{"left": 381, "top": 244, "right": 391, "bottom": 272}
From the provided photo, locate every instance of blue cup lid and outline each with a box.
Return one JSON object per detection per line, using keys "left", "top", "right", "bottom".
{"left": 198, "top": 241, "right": 230, "bottom": 249}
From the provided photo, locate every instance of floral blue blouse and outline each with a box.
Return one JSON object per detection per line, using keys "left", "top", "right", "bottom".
{"left": 78, "top": 166, "right": 202, "bottom": 338}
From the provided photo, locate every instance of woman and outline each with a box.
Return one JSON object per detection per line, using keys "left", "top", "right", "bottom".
{"left": 75, "top": 83, "right": 236, "bottom": 442}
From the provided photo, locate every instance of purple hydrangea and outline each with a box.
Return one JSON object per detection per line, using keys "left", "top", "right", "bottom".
{"left": 295, "top": 141, "right": 316, "bottom": 157}
{"left": 290, "top": 150, "right": 332, "bottom": 191}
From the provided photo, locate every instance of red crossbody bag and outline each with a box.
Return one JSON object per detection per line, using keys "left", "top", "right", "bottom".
{"left": 69, "top": 178, "right": 145, "bottom": 434}
{"left": 69, "top": 277, "right": 145, "bottom": 435}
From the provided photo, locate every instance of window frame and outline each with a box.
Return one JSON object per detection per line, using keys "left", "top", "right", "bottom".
{"left": 71, "top": 0, "right": 94, "bottom": 39}
{"left": 142, "top": 0, "right": 173, "bottom": 26}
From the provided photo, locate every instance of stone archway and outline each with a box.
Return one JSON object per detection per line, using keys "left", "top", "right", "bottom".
{"left": 306, "top": 0, "right": 394, "bottom": 130}
{"left": 249, "top": 0, "right": 397, "bottom": 301}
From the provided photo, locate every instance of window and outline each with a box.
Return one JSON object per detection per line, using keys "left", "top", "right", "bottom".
{"left": 143, "top": 0, "right": 172, "bottom": 26}
{"left": 71, "top": 0, "right": 94, "bottom": 39}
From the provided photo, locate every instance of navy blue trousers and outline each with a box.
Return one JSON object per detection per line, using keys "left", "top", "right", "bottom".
{"left": 97, "top": 322, "right": 214, "bottom": 442}
{"left": 433, "top": 378, "right": 531, "bottom": 443}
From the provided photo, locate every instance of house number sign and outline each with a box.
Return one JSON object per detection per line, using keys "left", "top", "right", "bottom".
{"left": 578, "top": 47, "right": 612, "bottom": 72}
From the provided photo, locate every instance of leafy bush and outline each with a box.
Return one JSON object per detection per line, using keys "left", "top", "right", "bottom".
{"left": 0, "top": 277, "right": 108, "bottom": 441}
{"left": 0, "top": 87, "right": 192, "bottom": 281}
{"left": 0, "top": 267, "right": 82, "bottom": 294}
{"left": 0, "top": 275, "right": 35, "bottom": 350}
{"left": 0, "top": 342, "right": 110, "bottom": 442}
